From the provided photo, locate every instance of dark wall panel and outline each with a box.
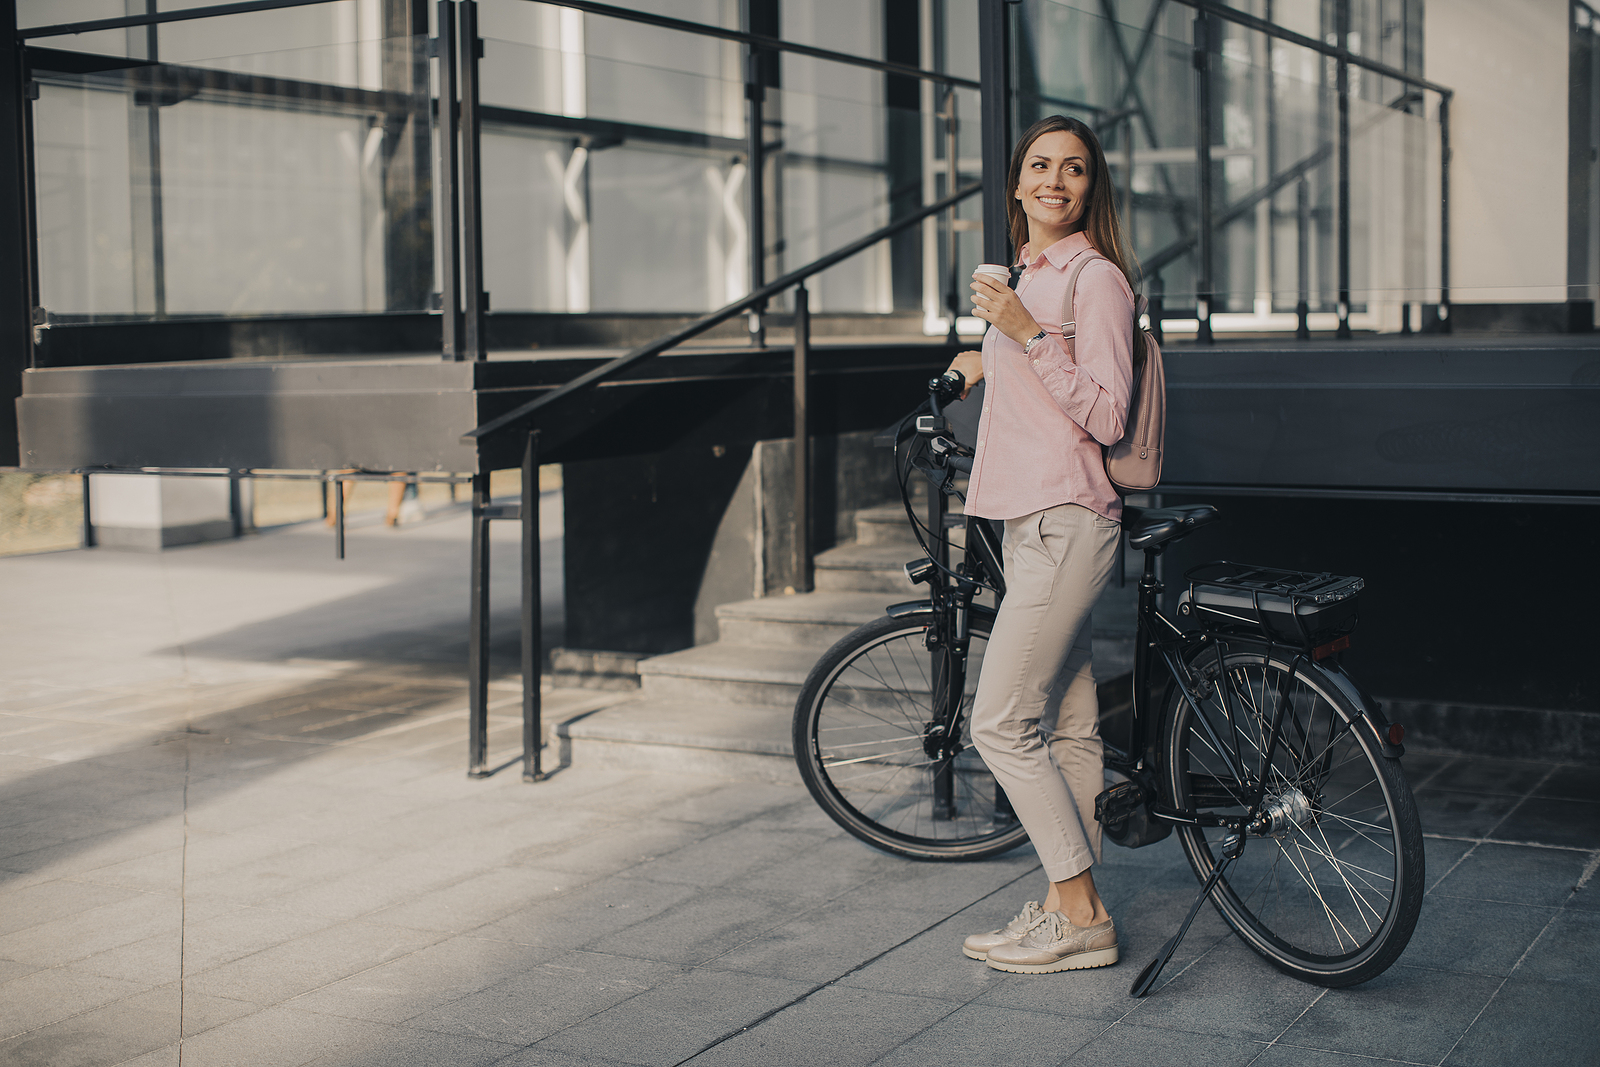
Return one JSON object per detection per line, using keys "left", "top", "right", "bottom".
{"left": 1159, "top": 494, "right": 1596, "bottom": 713}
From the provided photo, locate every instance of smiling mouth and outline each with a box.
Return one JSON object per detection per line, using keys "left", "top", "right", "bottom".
{"left": 1036, "top": 196, "right": 1068, "bottom": 207}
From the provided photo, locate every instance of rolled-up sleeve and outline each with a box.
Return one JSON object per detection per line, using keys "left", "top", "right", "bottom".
{"left": 1027, "top": 259, "right": 1134, "bottom": 446}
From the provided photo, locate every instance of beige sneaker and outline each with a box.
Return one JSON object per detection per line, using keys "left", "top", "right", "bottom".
{"left": 962, "top": 901, "right": 1047, "bottom": 961}
{"left": 984, "top": 912, "right": 1119, "bottom": 973}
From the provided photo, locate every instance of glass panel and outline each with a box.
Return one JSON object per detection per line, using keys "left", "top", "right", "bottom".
{"left": 30, "top": 15, "right": 435, "bottom": 323}
{"left": 1022, "top": 0, "right": 1440, "bottom": 331}
{"left": 476, "top": 8, "right": 920, "bottom": 316}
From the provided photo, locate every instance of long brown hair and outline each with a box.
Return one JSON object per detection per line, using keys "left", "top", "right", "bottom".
{"left": 1006, "top": 115, "right": 1137, "bottom": 288}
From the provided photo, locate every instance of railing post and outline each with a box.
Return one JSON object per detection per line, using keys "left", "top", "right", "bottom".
{"left": 459, "top": 0, "right": 486, "bottom": 359}
{"left": 977, "top": 0, "right": 1013, "bottom": 267}
{"left": 745, "top": 44, "right": 767, "bottom": 348}
{"left": 1296, "top": 176, "right": 1311, "bottom": 339}
{"left": 435, "top": 0, "right": 464, "bottom": 360}
{"left": 792, "top": 283, "right": 812, "bottom": 593}
{"left": 79, "top": 474, "right": 94, "bottom": 548}
{"left": 467, "top": 471, "right": 491, "bottom": 777}
{"left": 1335, "top": 0, "right": 1352, "bottom": 340}
{"left": 1149, "top": 273, "right": 1165, "bottom": 346}
{"left": 1438, "top": 91, "right": 1451, "bottom": 333}
{"left": 521, "top": 432, "right": 545, "bottom": 781}
{"left": 943, "top": 85, "right": 961, "bottom": 344}
{"left": 1194, "top": 12, "right": 1214, "bottom": 345}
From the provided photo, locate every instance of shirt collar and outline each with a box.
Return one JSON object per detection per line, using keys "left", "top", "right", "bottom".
{"left": 1018, "top": 231, "right": 1094, "bottom": 270}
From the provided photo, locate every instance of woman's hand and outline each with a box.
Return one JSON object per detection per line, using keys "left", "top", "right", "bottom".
{"left": 946, "top": 351, "right": 983, "bottom": 399}
{"left": 970, "top": 274, "right": 1045, "bottom": 347}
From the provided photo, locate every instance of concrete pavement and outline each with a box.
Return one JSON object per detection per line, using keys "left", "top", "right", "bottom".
{"left": 1, "top": 504, "right": 1595, "bottom": 1066}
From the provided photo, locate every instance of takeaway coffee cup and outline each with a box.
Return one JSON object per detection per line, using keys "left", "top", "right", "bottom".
{"left": 972, "top": 264, "right": 1011, "bottom": 285}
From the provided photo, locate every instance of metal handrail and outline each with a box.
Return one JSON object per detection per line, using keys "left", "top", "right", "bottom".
{"left": 461, "top": 180, "right": 982, "bottom": 445}
{"left": 18, "top": 0, "right": 981, "bottom": 92}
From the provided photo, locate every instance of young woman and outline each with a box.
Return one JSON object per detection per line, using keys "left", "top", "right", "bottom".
{"left": 946, "top": 115, "right": 1138, "bottom": 975}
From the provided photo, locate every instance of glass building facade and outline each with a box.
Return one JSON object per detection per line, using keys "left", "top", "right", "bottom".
{"left": 22, "top": 0, "right": 1450, "bottom": 337}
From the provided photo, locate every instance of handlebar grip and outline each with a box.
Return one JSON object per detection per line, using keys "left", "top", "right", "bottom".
{"left": 927, "top": 370, "right": 964, "bottom": 417}
{"left": 947, "top": 455, "right": 973, "bottom": 474}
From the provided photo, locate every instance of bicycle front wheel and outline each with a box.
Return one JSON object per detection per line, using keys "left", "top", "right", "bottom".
{"left": 1162, "top": 648, "right": 1424, "bottom": 987}
{"left": 793, "top": 612, "right": 1029, "bottom": 861}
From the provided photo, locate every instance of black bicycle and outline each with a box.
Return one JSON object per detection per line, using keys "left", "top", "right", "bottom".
{"left": 792, "top": 371, "right": 1424, "bottom": 991}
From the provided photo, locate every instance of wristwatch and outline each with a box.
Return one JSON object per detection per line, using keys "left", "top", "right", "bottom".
{"left": 1022, "top": 329, "right": 1047, "bottom": 355}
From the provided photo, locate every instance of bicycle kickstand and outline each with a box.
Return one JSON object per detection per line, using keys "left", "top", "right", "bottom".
{"left": 1130, "top": 832, "right": 1243, "bottom": 998}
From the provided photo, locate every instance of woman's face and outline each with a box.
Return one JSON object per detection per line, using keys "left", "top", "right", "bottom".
{"left": 1014, "top": 130, "right": 1093, "bottom": 246}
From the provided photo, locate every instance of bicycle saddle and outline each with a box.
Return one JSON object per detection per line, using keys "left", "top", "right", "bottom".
{"left": 1123, "top": 504, "right": 1220, "bottom": 551}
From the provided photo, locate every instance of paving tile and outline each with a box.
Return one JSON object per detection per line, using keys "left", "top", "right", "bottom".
{"left": 181, "top": 839, "right": 395, "bottom": 906}
{"left": 0, "top": 892, "right": 184, "bottom": 969}
{"left": 69, "top": 846, "right": 186, "bottom": 894}
{"left": 580, "top": 886, "right": 794, "bottom": 966}
{"left": 1444, "top": 977, "right": 1600, "bottom": 1067}
{"left": 1492, "top": 798, "right": 1600, "bottom": 850}
{"left": 472, "top": 877, "right": 701, "bottom": 950}
{"left": 1119, "top": 938, "right": 1323, "bottom": 1040}
{"left": 1250, "top": 1044, "right": 1416, "bottom": 1067}
{"left": 0, "top": 967, "right": 149, "bottom": 1040}
{"left": 832, "top": 914, "right": 1011, "bottom": 1004}
{"left": 368, "top": 867, "right": 573, "bottom": 932}
{"left": 0, "top": 991, "right": 177, "bottom": 1067}
{"left": 290, "top": 935, "right": 550, "bottom": 1024}
{"left": 170, "top": 904, "right": 337, "bottom": 974}
{"left": 1411, "top": 788, "right": 1524, "bottom": 839}
{"left": 181, "top": 920, "right": 442, "bottom": 1005}
{"left": 1420, "top": 757, "right": 1552, "bottom": 797}
{"left": 1513, "top": 908, "right": 1600, "bottom": 986}
{"left": 1535, "top": 765, "right": 1600, "bottom": 803}
{"left": 702, "top": 881, "right": 973, "bottom": 984}
{"left": 170, "top": 1004, "right": 520, "bottom": 1067}
{"left": 627, "top": 826, "right": 836, "bottom": 889}
{"left": 588, "top": 778, "right": 809, "bottom": 828}
{"left": 1422, "top": 835, "right": 1477, "bottom": 894}
{"left": 68, "top": 927, "right": 183, "bottom": 985}
{"left": 1277, "top": 963, "right": 1502, "bottom": 1062}
{"left": 511, "top": 819, "right": 715, "bottom": 877}
{"left": 1397, "top": 752, "right": 1458, "bottom": 790}
{"left": 675, "top": 984, "right": 958, "bottom": 1067}
{"left": 1429, "top": 841, "right": 1593, "bottom": 907}
{"left": 490, "top": 1047, "right": 659, "bottom": 1067}
{"left": 99, "top": 1044, "right": 180, "bottom": 1067}
{"left": 1400, "top": 896, "right": 1557, "bottom": 977}
{"left": 0, "top": 879, "right": 140, "bottom": 937}
{"left": 406, "top": 949, "right": 687, "bottom": 1046}
{"left": 869, "top": 1001, "right": 1103, "bottom": 1067}
{"left": 1060, "top": 1021, "right": 1262, "bottom": 1066}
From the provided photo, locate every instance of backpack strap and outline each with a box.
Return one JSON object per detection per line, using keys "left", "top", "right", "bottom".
{"left": 1059, "top": 251, "right": 1108, "bottom": 341}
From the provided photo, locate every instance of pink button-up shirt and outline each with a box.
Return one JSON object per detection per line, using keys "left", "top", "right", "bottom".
{"left": 964, "top": 231, "right": 1135, "bottom": 522}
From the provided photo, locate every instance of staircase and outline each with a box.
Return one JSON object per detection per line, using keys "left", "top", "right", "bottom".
{"left": 557, "top": 501, "right": 1138, "bottom": 781}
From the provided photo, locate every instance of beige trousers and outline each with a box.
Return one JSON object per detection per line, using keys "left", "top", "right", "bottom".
{"left": 970, "top": 503, "right": 1121, "bottom": 882}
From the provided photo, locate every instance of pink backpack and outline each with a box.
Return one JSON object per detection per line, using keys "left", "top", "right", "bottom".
{"left": 1061, "top": 254, "right": 1166, "bottom": 493}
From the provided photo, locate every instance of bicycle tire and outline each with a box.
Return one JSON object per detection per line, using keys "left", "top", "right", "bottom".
{"left": 793, "top": 612, "right": 1030, "bottom": 861}
{"left": 1161, "top": 648, "right": 1424, "bottom": 986}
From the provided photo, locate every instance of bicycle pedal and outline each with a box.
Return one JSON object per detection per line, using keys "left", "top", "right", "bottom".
{"left": 1095, "top": 780, "right": 1146, "bottom": 826}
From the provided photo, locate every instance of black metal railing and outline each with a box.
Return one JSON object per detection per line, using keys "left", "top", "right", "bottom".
{"left": 458, "top": 179, "right": 980, "bottom": 781}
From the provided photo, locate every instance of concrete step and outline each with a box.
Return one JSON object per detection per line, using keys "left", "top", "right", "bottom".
{"left": 814, "top": 542, "right": 942, "bottom": 593}
{"left": 851, "top": 503, "right": 919, "bottom": 545}
{"left": 637, "top": 642, "right": 818, "bottom": 706}
{"left": 714, "top": 592, "right": 902, "bottom": 648}
{"left": 557, "top": 698, "right": 796, "bottom": 782}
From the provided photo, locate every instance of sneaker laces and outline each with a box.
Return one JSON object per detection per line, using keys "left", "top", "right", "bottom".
{"left": 1003, "top": 901, "right": 1047, "bottom": 937}
{"left": 1019, "top": 910, "right": 1072, "bottom": 948}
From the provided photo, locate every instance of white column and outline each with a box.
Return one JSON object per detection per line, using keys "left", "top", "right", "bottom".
{"left": 89, "top": 474, "right": 235, "bottom": 551}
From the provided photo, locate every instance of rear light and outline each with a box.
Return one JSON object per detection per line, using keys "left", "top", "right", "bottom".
{"left": 1388, "top": 724, "right": 1406, "bottom": 745}
{"left": 1312, "top": 634, "right": 1351, "bottom": 661}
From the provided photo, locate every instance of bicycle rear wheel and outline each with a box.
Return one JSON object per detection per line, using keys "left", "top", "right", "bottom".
{"left": 1161, "top": 648, "right": 1424, "bottom": 986}
{"left": 793, "top": 612, "right": 1029, "bottom": 861}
